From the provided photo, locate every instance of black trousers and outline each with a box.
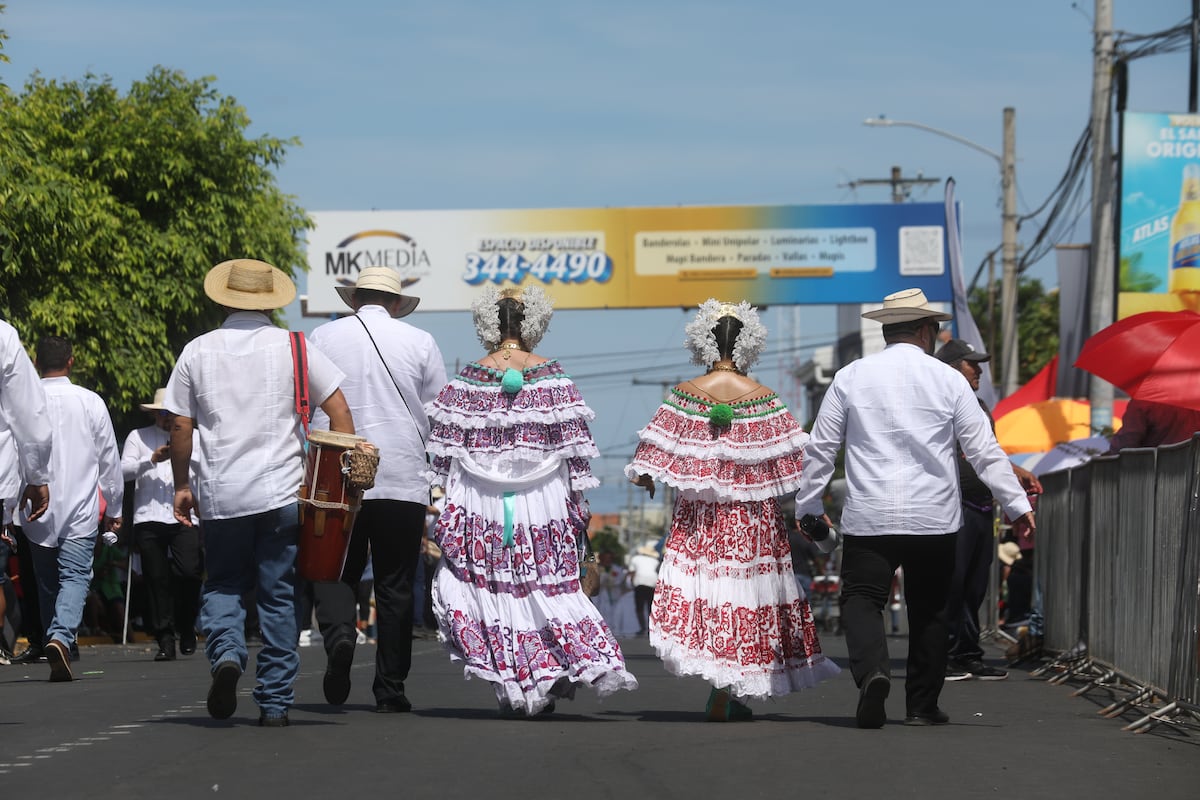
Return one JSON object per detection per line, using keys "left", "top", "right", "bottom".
{"left": 634, "top": 585, "right": 654, "bottom": 633}
{"left": 839, "top": 532, "right": 956, "bottom": 716}
{"left": 313, "top": 499, "right": 425, "bottom": 704}
{"left": 944, "top": 506, "right": 994, "bottom": 663}
{"left": 12, "top": 525, "right": 43, "bottom": 649}
{"left": 135, "top": 521, "right": 203, "bottom": 646}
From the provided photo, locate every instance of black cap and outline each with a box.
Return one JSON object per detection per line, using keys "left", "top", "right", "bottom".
{"left": 936, "top": 338, "right": 991, "bottom": 364}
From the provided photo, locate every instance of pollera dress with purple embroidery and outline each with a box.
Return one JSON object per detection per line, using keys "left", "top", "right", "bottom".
{"left": 625, "top": 388, "right": 840, "bottom": 700}
{"left": 425, "top": 359, "right": 638, "bottom": 713}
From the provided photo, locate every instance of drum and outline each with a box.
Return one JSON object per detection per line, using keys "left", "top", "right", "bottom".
{"left": 297, "top": 430, "right": 370, "bottom": 581}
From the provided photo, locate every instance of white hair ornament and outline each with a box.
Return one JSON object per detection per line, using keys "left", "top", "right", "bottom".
{"left": 471, "top": 284, "right": 555, "bottom": 350}
{"left": 684, "top": 299, "right": 767, "bottom": 372}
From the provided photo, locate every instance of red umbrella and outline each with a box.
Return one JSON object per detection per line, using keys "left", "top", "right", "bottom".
{"left": 1074, "top": 311, "right": 1200, "bottom": 411}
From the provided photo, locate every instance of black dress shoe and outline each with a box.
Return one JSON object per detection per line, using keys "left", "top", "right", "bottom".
{"left": 11, "top": 646, "right": 46, "bottom": 665}
{"left": 155, "top": 639, "right": 177, "bottom": 662}
{"left": 259, "top": 712, "right": 290, "bottom": 727}
{"left": 903, "top": 708, "right": 950, "bottom": 726}
{"left": 179, "top": 630, "right": 197, "bottom": 656}
{"left": 375, "top": 695, "right": 413, "bottom": 713}
{"left": 855, "top": 671, "right": 891, "bottom": 729}
{"left": 323, "top": 639, "right": 355, "bottom": 705}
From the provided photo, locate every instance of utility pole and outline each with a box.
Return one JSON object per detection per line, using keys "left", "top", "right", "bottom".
{"left": 1000, "top": 107, "right": 1019, "bottom": 396}
{"left": 845, "top": 166, "right": 938, "bottom": 203}
{"left": 987, "top": 251, "right": 997, "bottom": 361}
{"left": 1089, "top": 0, "right": 1115, "bottom": 432}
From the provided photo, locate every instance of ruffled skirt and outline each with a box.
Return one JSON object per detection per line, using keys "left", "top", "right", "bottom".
{"left": 432, "top": 460, "right": 638, "bottom": 714}
{"left": 650, "top": 496, "right": 840, "bottom": 699}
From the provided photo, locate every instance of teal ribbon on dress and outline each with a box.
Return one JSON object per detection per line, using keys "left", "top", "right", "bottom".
{"left": 502, "top": 491, "right": 516, "bottom": 546}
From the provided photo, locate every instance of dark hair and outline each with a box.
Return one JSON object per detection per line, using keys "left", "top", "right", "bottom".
{"left": 37, "top": 335, "right": 73, "bottom": 371}
{"left": 497, "top": 297, "right": 525, "bottom": 344}
{"left": 882, "top": 318, "right": 935, "bottom": 341}
{"left": 712, "top": 316, "right": 744, "bottom": 360}
{"left": 355, "top": 288, "right": 397, "bottom": 307}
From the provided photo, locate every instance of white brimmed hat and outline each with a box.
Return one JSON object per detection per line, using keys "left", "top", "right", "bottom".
{"left": 861, "top": 288, "right": 953, "bottom": 323}
{"left": 139, "top": 388, "right": 168, "bottom": 412}
{"left": 204, "top": 259, "right": 297, "bottom": 311}
{"left": 335, "top": 267, "right": 420, "bottom": 318}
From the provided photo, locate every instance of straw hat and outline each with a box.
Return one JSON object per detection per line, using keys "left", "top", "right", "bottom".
{"left": 998, "top": 542, "right": 1022, "bottom": 566}
{"left": 861, "top": 288, "right": 953, "bottom": 323}
{"left": 139, "top": 388, "right": 168, "bottom": 412}
{"left": 204, "top": 259, "right": 297, "bottom": 311}
{"left": 636, "top": 543, "right": 659, "bottom": 557}
{"left": 335, "top": 267, "right": 420, "bottom": 318}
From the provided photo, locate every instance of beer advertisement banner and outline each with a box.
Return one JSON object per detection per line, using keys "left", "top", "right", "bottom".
{"left": 1119, "top": 111, "right": 1200, "bottom": 319}
{"left": 304, "top": 203, "right": 952, "bottom": 314}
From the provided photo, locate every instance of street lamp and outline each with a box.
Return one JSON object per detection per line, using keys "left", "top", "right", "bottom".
{"left": 864, "top": 111, "right": 1019, "bottom": 396}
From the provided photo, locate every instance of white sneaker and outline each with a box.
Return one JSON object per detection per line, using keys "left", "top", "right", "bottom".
{"left": 299, "top": 630, "right": 323, "bottom": 647}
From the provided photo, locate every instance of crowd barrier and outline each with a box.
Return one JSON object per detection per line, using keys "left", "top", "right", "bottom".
{"left": 1032, "top": 433, "right": 1200, "bottom": 734}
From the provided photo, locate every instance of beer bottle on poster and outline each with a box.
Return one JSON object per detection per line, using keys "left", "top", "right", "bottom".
{"left": 1168, "top": 163, "right": 1200, "bottom": 305}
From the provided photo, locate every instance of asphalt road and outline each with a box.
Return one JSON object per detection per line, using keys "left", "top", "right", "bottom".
{"left": 1, "top": 631, "right": 1196, "bottom": 799}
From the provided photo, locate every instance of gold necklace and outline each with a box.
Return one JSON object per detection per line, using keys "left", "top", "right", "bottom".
{"left": 492, "top": 342, "right": 523, "bottom": 361}
{"left": 710, "top": 363, "right": 741, "bottom": 373}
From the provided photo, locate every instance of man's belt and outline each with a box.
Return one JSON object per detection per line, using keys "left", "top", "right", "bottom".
{"left": 962, "top": 498, "right": 994, "bottom": 514}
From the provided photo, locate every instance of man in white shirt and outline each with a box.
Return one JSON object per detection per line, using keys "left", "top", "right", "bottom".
{"left": 794, "top": 289, "right": 1035, "bottom": 729}
{"left": 0, "top": 319, "right": 52, "bottom": 524}
{"left": 121, "top": 388, "right": 202, "bottom": 662}
{"left": 22, "top": 336, "right": 123, "bottom": 682}
{"left": 165, "top": 259, "right": 354, "bottom": 727}
{"left": 308, "top": 266, "right": 446, "bottom": 713}
{"left": 0, "top": 319, "right": 53, "bottom": 665}
{"left": 627, "top": 543, "right": 660, "bottom": 636}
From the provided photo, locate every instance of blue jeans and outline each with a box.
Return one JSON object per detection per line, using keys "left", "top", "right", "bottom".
{"left": 29, "top": 536, "right": 96, "bottom": 650}
{"left": 200, "top": 505, "right": 300, "bottom": 716}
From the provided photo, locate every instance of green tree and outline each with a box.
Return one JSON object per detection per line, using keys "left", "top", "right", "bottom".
{"left": 968, "top": 277, "right": 1059, "bottom": 386}
{"left": 0, "top": 50, "right": 308, "bottom": 432}
{"left": 589, "top": 528, "right": 627, "bottom": 562}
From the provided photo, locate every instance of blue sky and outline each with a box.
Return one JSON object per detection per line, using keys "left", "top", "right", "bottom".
{"left": 2, "top": 1, "right": 1192, "bottom": 512}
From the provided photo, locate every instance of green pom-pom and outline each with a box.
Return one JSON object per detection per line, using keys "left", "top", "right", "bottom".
{"left": 501, "top": 367, "right": 524, "bottom": 395}
{"left": 709, "top": 403, "right": 734, "bottom": 427}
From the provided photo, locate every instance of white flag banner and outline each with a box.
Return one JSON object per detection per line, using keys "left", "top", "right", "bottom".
{"left": 945, "top": 178, "right": 998, "bottom": 408}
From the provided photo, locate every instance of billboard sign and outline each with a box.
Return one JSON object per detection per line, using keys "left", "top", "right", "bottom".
{"left": 1119, "top": 111, "right": 1200, "bottom": 318}
{"left": 304, "top": 202, "right": 952, "bottom": 314}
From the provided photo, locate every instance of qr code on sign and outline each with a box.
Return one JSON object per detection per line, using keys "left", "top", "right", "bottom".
{"left": 899, "top": 226, "right": 945, "bottom": 275}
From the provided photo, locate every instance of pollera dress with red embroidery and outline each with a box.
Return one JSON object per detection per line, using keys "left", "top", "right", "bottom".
{"left": 425, "top": 359, "right": 638, "bottom": 713}
{"left": 625, "top": 388, "right": 841, "bottom": 699}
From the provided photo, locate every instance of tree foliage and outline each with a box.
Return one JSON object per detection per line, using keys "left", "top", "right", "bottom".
{"left": 968, "top": 277, "right": 1059, "bottom": 386}
{"left": 0, "top": 56, "right": 309, "bottom": 433}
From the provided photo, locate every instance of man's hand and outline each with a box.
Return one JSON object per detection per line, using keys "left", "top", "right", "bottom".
{"left": 1013, "top": 465, "right": 1043, "bottom": 495}
{"left": 151, "top": 444, "right": 170, "bottom": 463}
{"left": 174, "top": 487, "right": 196, "bottom": 527}
{"left": 631, "top": 474, "right": 656, "bottom": 499}
{"left": 1010, "top": 511, "right": 1036, "bottom": 545}
{"left": 21, "top": 483, "right": 49, "bottom": 522}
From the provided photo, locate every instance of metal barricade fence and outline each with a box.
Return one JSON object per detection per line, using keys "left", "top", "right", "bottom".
{"left": 1106, "top": 449, "right": 1155, "bottom": 680}
{"left": 1035, "top": 468, "right": 1075, "bottom": 654}
{"left": 1036, "top": 433, "right": 1200, "bottom": 733}
{"left": 1156, "top": 439, "right": 1198, "bottom": 707}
